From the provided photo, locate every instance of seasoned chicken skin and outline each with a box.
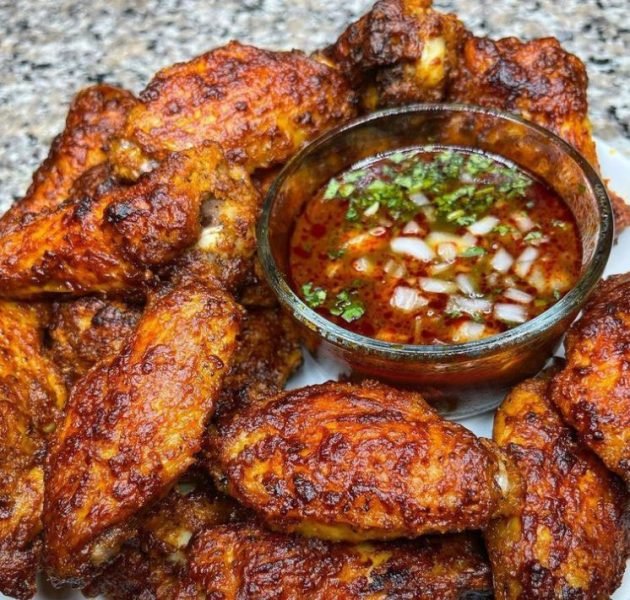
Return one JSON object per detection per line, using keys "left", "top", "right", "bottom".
{"left": 110, "top": 41, "right": 357, "bottom": 179}
{"left": 551, "top": 274, "right": 630, "bottom": 484}
{"left": 0, "top": 302, "right": 67, "bottom": 600}
{"left": 176, "top": 522, "right": 493, "bottom": 600}
{"left": 321, "top": 0, "right": 465, "bottom": 111}
{"left": 209, "top": 381, "right": 521, "bottom": 541}
{"left": 43, "top": 277, "right": 241, "bottom": 586}
{"left": 487, "top": 372, "right": 629, "bottom": 600}
{"left": 0, "top": 85, "right": 136, "bottom": 232}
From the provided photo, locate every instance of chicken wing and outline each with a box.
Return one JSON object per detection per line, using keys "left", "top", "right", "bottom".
{"left": 0, "top": 143, "right": 240, "bottom": 299}
{"left": 209, "top": 380, "right": 521, "bottom": 542}
{"left": 0, "top": 85, "right": 136, "bottom": 233}
{"left": 43, "top": 276, "right": 241, "bottom": 586}
{"left": 176, "top": 522, "right": 492, "bottom": 600}
{"left": 486, "top": 371, "right": 629, "bottom": 600}
{"left": 83, "top": 469, "right": 247, "bottom": 600}
{"left": 551, "top": 273, "right": 630, "bottom": 484}
{"left": 109, "top": 41, "right": 357, "bottom": 180}
{"left": 0, "top": 301, "right": 67, "bottom": 599}
{"left": 320, "top": 0, "right": 465, "bottom": 111}
{"left": 47, "top": 297, "right": 142, "bottom": 387}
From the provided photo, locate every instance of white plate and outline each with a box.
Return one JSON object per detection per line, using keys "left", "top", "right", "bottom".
{"left": 14, "top": 139, "right": 630, "bottom": 599}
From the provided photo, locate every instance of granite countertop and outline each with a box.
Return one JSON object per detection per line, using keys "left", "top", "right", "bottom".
{"left": 1, "top": 0, "right": 628, "bottom": 212}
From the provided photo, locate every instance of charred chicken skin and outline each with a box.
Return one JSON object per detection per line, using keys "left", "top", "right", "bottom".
{"left": 487, "top": 371, "right": 629, "bottom": 600}
{"left": 209, "top": 381, "right": 521, "bottom": 541}
{"left": 43, "top": 277, "right": 241, "bottom": 586}
{"left": 176, "top": 522, "right": 493, "bottom": 600}
{"left": 0, "top": 302, "right": 67, "bottom": 600}
{"left": 551, "top": 274, "right": 630, "bottom": 485}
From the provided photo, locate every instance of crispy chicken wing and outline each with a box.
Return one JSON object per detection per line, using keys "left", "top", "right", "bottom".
{"left": 321, "top": 0, "right": 465, "bottom": 111}
{"left": 0, "top": 143, "right": 239, "bottom": 299}
{"left": 487, "top": 371, "right": 629, "bottom": 600}
{"left": 47, "top": 297, "right": 142, "bottom": 387}
{"left": 110, "top": 41, "right": 357, "bottom": 179}
{"left": 176, "top": 522, "right": 493, "bottom": 600}
{"left": 209, "top": 380, "right": 521, "bottom": 542}
{"left": 0, "top": 85, "right": 136, "bottom": 233}
{"left": 551, "top": 274, "right": 630, "bottom": 484}
{"left": 43, "top": 276, "right": 241, "bottom": 586}
{"left": 83, "top": 469, "right": 247, "bottom": 600}
{"left": 0, "top": 301, "right": 67, "bottom": 599}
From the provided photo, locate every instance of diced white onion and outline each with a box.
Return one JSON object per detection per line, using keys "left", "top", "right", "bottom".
{"left": 402, "top": 220, "right": 422, "bottom": 235}
{"left": 455, "top": 273, "right": 477, "bottom": 297}
{"left": 410, "top": 192, "right": 429, "bottom": 206}
{"left": 369, "top": 226, "right": 387, "bottom": 237}
{"left": 494, "top": 303, "right": 529, "bottom": 324}
{"left": 419, "top": 277, "right": 458, "bottom": 295}
{"left": 429, "top": 263, "right": 451, "bottom": 275}
{"left": 352, "top": 257, "right": 372, "bottom": 273}
{"left": 364, "top": 201, "right": 380, "bottom": 217}
{"left": 467, "top": 216, "right": 499, "bottom": 236}
{"left": 391, "top": 236, "right": 435, "bottom": 262}
{"left": 426, "top": 231, "right": 460, "bottom": 249}
{"left": 390, "top": 286, "right": 428, "bottom": 312}
{"left": 491, "top": 248, "right": 514, "bottom": 273}
{"left": 511, "top": 212, "right": 536, "bottom": 233}
{"left": 460, "top": 172, "right": 474, "bottom": 183}
{"left": 452, "top": 321, "right": 486, "bottom": 342}
{"left": 437, "top": 242, "right": 458, "bottom": 262}
{"left": 448, "top": 295, "right": 493, "bottom": 316}
{"left": 421, "top": 206, "right": 436, "bottom": 223}
{"left": 504, "top": 287, "right": 534, "bottom": 304}
{"left": 514, "top": 247, "right": 539, "bottom": 278}
{"left": 461, "top": 232, "right": 478, "bottom": 249}
{"left": 383, "top": 259, "right": 406, "bottom": 279}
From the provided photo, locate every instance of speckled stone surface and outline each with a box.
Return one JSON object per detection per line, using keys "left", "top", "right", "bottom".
{"left": 1, "top": 0, "right": 628, "bottom": 213}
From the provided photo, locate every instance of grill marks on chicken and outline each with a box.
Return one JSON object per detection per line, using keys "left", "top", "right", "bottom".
{"left": 0, "top": 302, "right": 67, "bottom": 600}
{"left": 551, "top": 274, "right": 630, "bottom": 485}
{"left": 43, "top": 278, "right": 241, "bottom": 585}
{"left": 0, "top": 85, "right": 137, "bottom": 233}
{"left": 110, "top": 42, "right": 358, "bottom": 179}
{"left": 210, "top": 381, "right": 521, "bottom": 542}
{"left": 487, "top": 372, "right": 629, "bottom": 600}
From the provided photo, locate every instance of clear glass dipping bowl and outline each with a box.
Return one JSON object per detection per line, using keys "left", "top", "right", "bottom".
{"left": 257, "top": 104, "right": 613, "bottom": 418}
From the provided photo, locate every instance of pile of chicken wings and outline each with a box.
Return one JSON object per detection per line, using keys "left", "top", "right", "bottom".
{"left": 0, "top": 1, "right": 628, "bottom": 599}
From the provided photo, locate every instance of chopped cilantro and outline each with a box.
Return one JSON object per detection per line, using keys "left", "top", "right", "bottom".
{"left": 464, "top": 154, "right": 494, "bottom": 176}
{"left": 493, "top": 223, "right": 512, "bottom": 236}
{"left": 327, "top": 248, "right": 346, "bottom": 260}
{"left": 445, "top": 308, "right": 462, "bottom": 319}
{"left": 339, "top": 183, "right": 355, "bottom": 198}
{"left": 552, "top": 219, "right": 569, "bottom": 229}
{"left": 524, "top": 230, "right": 543, "bottom": 243}
{"left": 388, "top": 151, "right": 408, "bottom": 164}
{"left": 330, "top": 290, "right": 365, "bottom": 322}
{"left": 323, "top": 179, "right": 340, "bottom": 200}
{"left": 301, "top": 282, "right": 327, "bottom": 308}
{"left": 461, "top": 246, "right": 486, "bottom": 257}
{"left": 343, "top": 169, "right": 367, "bottom": 184}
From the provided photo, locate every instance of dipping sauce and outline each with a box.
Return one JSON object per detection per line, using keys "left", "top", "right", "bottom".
{"left": 289, "top": 147, "right": 582, "bottom": 345}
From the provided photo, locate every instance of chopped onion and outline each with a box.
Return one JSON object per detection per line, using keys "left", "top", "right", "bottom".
{"left": 368, "top": 226, "right": 387, "bottom": 237}
{"left": 383, "top": 259, "right": 406, "bottom": 279}
{"left": 448, "top": 295, "right": 493, "bottom": 316}
{"left": 352, "top": 257, "right": 372, "bottom": 273}
{"left": 461, "top": 232, "right": 478, "bottom": 249}
{"left": 421, "top": 206, "right": 436, "bottom": 223}
{"left": 402, "top": 220, "right": 422, "bottom": 235}
{"left": 460, "top": 172, "right": 474, "bottom": 184}
{"left": 491, "top": 247, "right": 514, "bottom": 273}
{"left": 391, "top": 236, "right": 435, "bottom": 262}
{"left": 419, "top": 277, "right": 458, "bottom": 295}
{"left": 363, "top": 201, "right": 380, "bottom": 217}
{"left": 514, "top": 247, "right": 539, "bottom": 278}
{"left": 494, "top": 303, "right": 528, "bottom": 324}
{"left": 504, "top": 287, "right": 534, "bottom": 304}
{"left": 511, "top": 212, "right": 535, "bottom": 233}
{"left": 453, "top": 321, "right": 486, "bottom": 342}
{"left": 467, "top": 216, "right": 499, "bottom": 236}
{"left": 429, "top": 263, "right": 451, "bottom": 275}
{"left": 426, "top": 231, "right": 460, "bottom": 249}
{"left": 410, "top": 191, "right": 429, "bottom": 206}
{"left": 455, "top": 273, "right": 477, "bottom": 297}
{"left": 437, "top": 242, "right": 458, "bottom": 262}
{"left": 390, "top": 286, "right": 428, "bottom": 312}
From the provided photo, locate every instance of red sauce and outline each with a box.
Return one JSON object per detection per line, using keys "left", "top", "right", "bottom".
{"left": 289, "top": 147, "right": 582, "bottom": 345}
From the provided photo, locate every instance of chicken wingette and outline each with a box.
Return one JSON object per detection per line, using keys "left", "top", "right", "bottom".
{"left": 43, "top": 276, "right": 241, "bottom": 586}
{"left": 110, "top": 41, "right": 357, "bottom": 180}
{"left": 175, "top": 522, "right": 493, "bottom": 600}
{"left": 486, "top": 371, "right": 629, "bottom": 600}
{"left": 0, "top": 85, "right": 136, "bottom": 233}
{"left": 0, "top": 301, "right": 67, "bottom": 600}
{"left": 209, "top": 381, "right": 521, "bottom": 541}
{"left": 551, "top": 273, "right": 630, "bottom": 485}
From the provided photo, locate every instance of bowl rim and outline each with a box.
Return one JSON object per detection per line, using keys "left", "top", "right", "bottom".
{"left": 257, "top": 103, "right": 614, "bottom": 362}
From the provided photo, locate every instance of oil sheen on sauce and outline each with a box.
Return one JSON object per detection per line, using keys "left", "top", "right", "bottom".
{"left": 289, "top": 147, "right": 582, "bottom": 346}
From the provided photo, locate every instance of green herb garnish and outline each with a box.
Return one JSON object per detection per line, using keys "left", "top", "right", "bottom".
{"left": 524, "top": 230, "right": 543, "bottom": 243}
{"left": 323, "top": 179, "right": 340, "bottom": 200}
{"left": 301, "top": 282, "right": 327, "bottom": 308}
{"left": 461, "top": 246, "right": 487, "bottom": 257}
{"left": 327, "top": 248, "right": 346, "bottom": 260}
{"left": 493, "top": 223, "right": 512, "bottom": 236}
{"left": 330, "top": 290, "right": 365, "bottom": 322}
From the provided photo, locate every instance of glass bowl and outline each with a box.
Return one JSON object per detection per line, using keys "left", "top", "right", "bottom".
{"left": 257, "top": 104, "right": 613, "bottom": 418}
